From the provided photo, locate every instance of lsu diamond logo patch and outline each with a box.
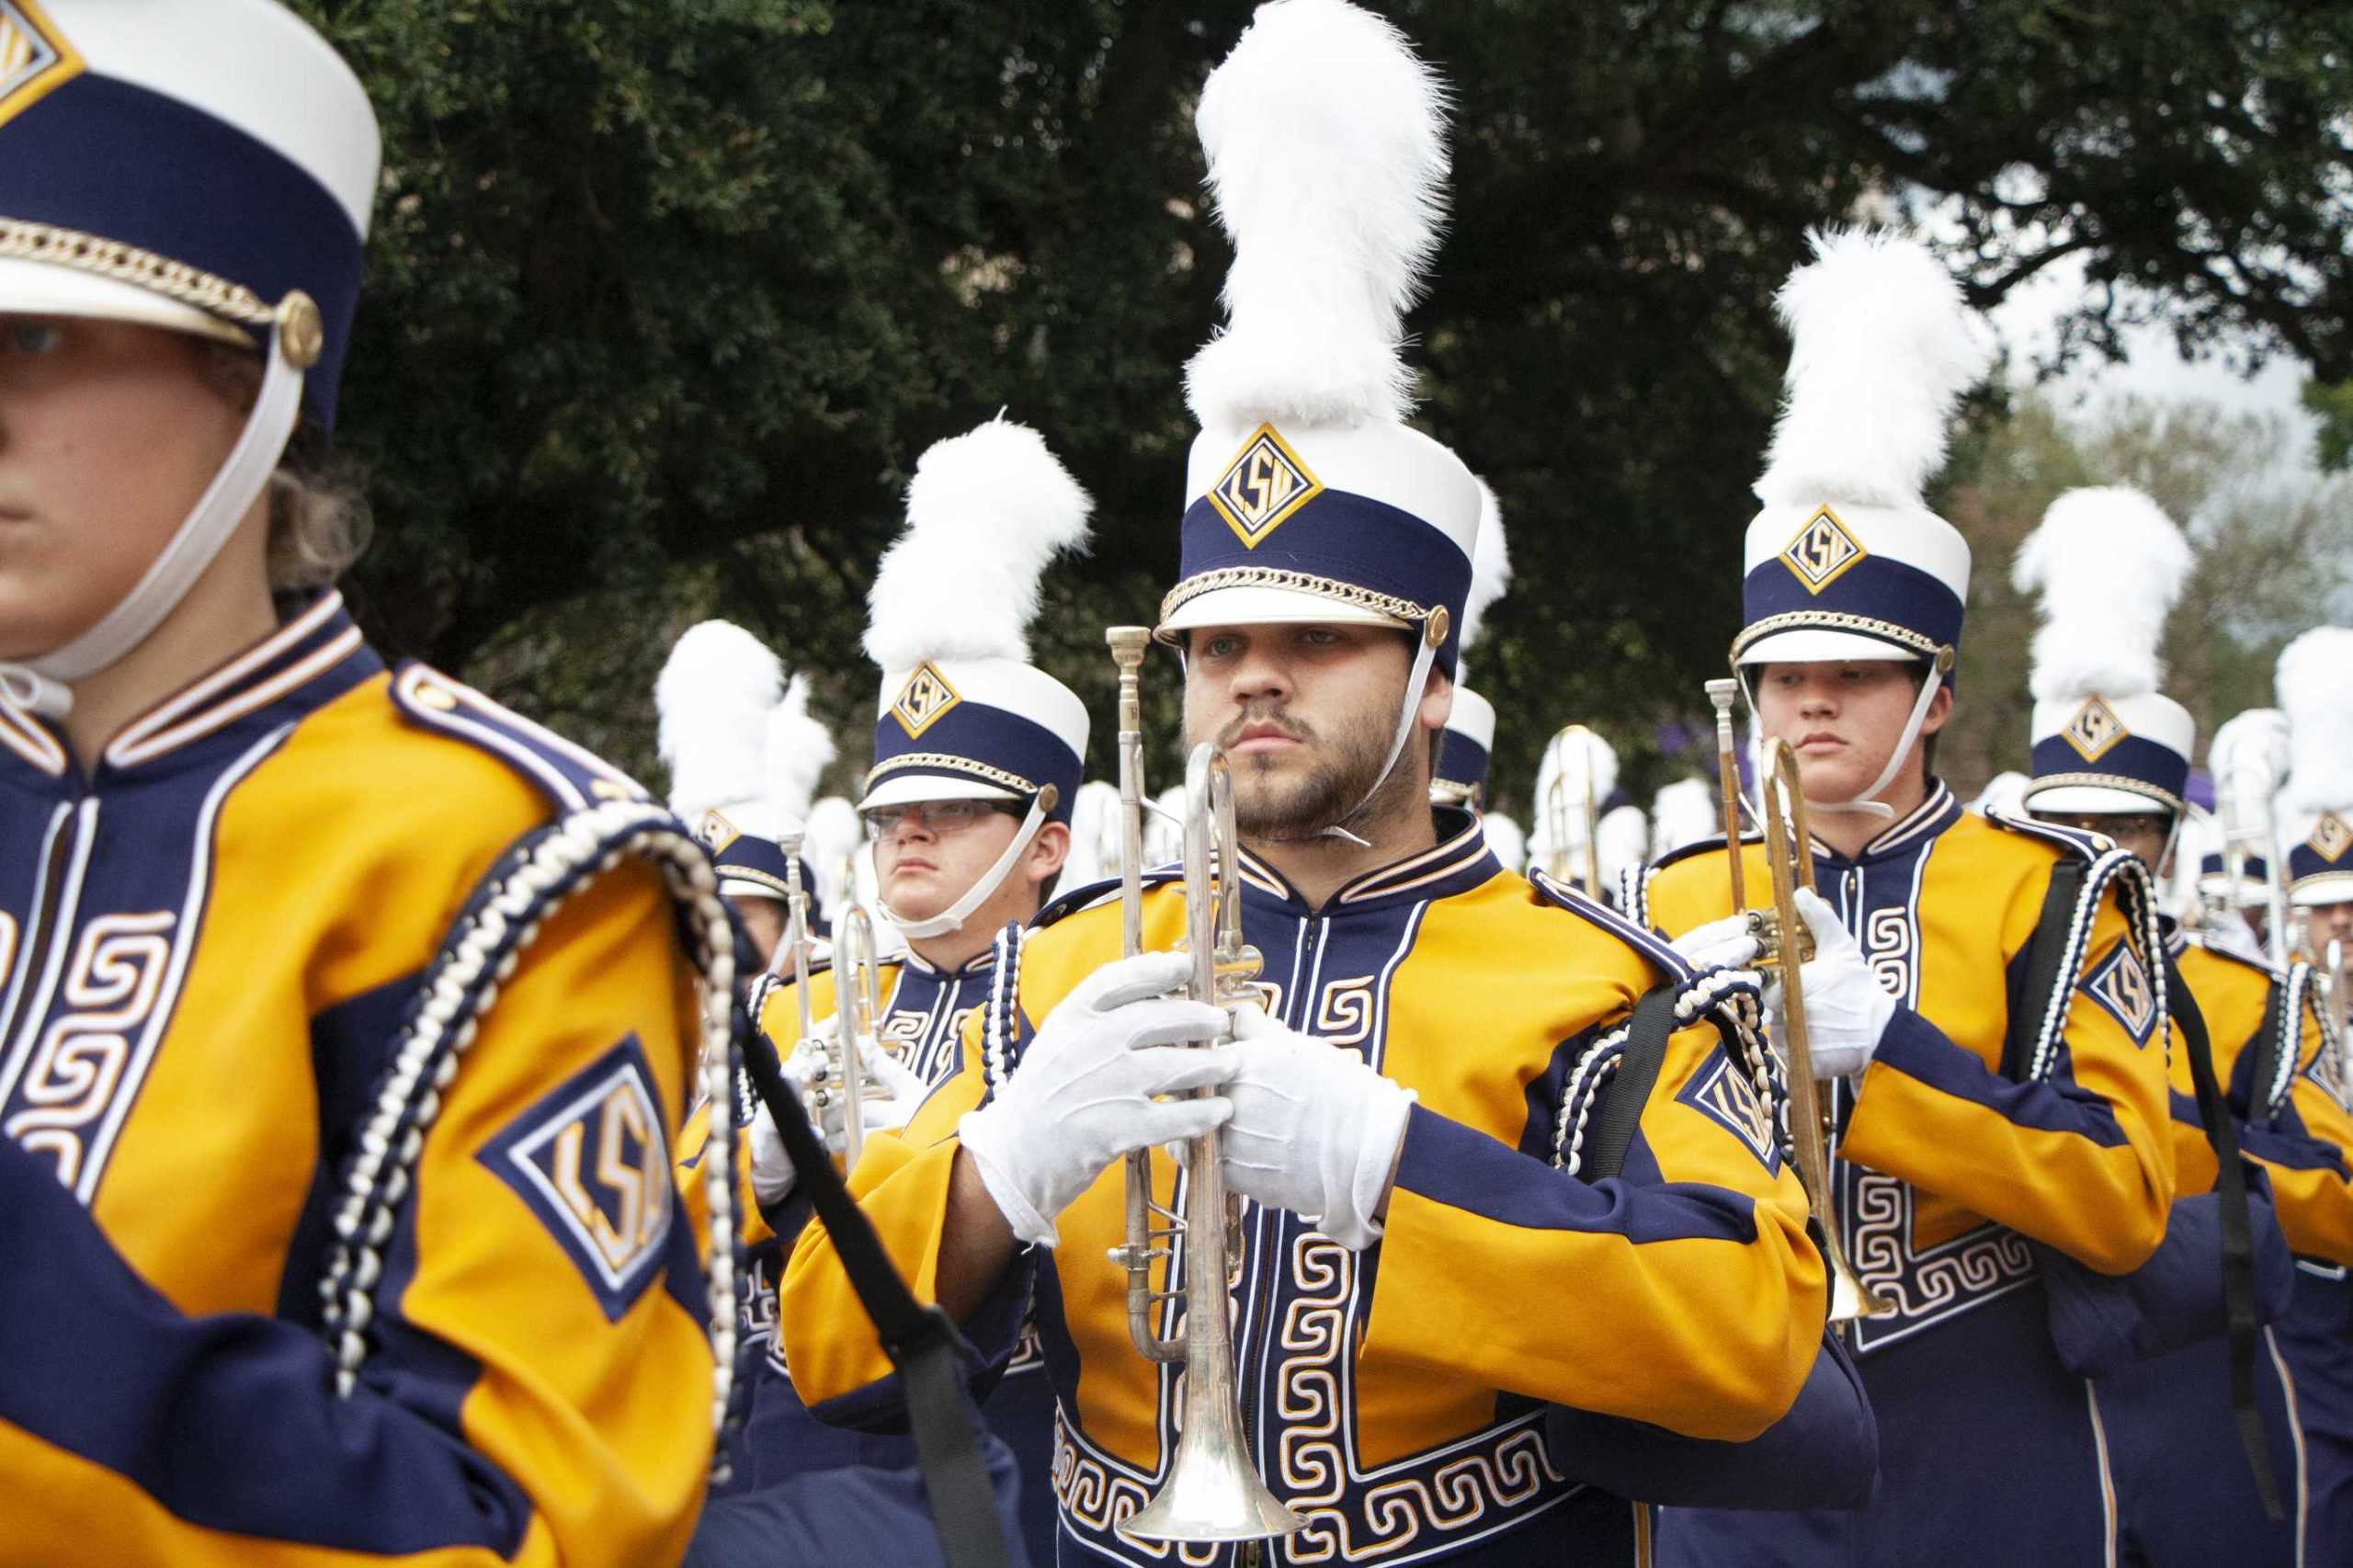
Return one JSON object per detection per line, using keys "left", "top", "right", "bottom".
{"left": 1206, "top": 423, "right": 1323, "bottom": 549}
{"left": 2062, "top": 696, "right": 2128, "bottom": 763}
{"left": 696, "top": 808, "right": 742, "bottom": 854}
{"left": 0, "top": 1, "right": 79, "bottom": 131}
{"left": 2082, "top": 944, "right": 2158, "bottom": 1048}
{"left": 1779, "top": 504, "right": 1867, "bottom": 595}
{"left": 2310, "top": 812, "right": 2353, "bottom": 864}
{"left": 1676, "top": 1048, "right": 1781, "bottom": 1174}
{"left": 891, "top": 661, "right": 961, "bottom": 739}
{"left": 483, "top": 1037, "right": 677, "bottom": 1321}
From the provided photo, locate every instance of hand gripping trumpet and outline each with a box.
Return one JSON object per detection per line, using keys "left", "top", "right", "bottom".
{"left": 809, "top": 902, "right": 889, "bottom": 1172}
{"left": 1102, "top": 626, "right": 1303, "bottom": 1545}
{"left": 1707, "top": 679, "right": 1890, "bottom": 1323}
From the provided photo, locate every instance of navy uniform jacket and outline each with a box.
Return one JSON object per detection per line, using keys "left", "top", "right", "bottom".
{"left": 1633, "top": 785, "right": 2175, "bottom": 1356}
{"left": 782, "top": 809, "right": 1827, "bottom": 1566}
{"left": 0, "top": 594, "right": 715, "bottom": 1564}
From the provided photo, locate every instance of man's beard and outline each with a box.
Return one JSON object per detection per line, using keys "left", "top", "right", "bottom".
{"left": 1221, "top": 704, "right": 1412, "bottom": 841}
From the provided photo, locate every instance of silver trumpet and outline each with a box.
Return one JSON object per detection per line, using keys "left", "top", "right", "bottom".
{"left": 1103, "top": 627, "right": 1302, "bottom": 1545}
{"left": 1540, "top": 722, "right": 1604, "bottom": 899}
{"left": 812, "top": 902, "right": 890, "bottom": 1172}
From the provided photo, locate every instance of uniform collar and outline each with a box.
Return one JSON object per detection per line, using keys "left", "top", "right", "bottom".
{"left": 0, "top": 591, "right": 379, "bottom": 784}
{"left": 1236, "top": 806, "right": 1500, "bottom": 915}
{"left": 1809, "top": 779, "right": 1961, "bottom": 868}
{"left": 897, "top": 944, "right": 998, "bottom": 980}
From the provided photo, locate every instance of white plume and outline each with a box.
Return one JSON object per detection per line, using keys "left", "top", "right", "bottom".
{"left": 1755, "top": 228, "right": 1994, "bottom": 511}
{"left": 802, "top": 796, "right": 863, "bottom": 912}
{"left": 864, "top": 416, "right": 1093, "bottom": 672}
{"left": 1650, "top": 778, "right": 1720, "bottom": 859}
{"left": 1971, "top": 770, "right": 2029, "bottom": 820}
{"left": 1597, "top": 803, "right": 1651, "bottom": 886}
{"left": 1185, "top": 0, "right": 1450, "bottom": 430}
{"left": 1537, "top": 728, "right": 1619, "bottom": 815}
{"left": 1481, "top": 811, "right": 1527, "bottom": 874}
{"left": 2012, "top": 486, "right": 2193, "bottom": 701}
{"left": 765, "top": 675, "right": 835, "bottom": 834}
{"left": 2279, "top": 628, "right": 2353, "bottom": 813}
{"left": 1461, "top": 477, "right": 1512, "bottom": 653}
{"left": 656, "top": 619, "right": 783, "bottom": 821}
{"left": 2210, "top": 707, "right": 2291, "bottom": 812}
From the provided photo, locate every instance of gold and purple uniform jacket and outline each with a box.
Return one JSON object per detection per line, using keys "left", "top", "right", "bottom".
{"left": 0, "top": 595, "right": 715, "bottom": 1565}
{"left": 2170, "top": 930, "right": 2353, "bottom": 1267}
{"left": 781, "top": 812, "right": 1825, "bottom": 1565}
{"left": 1634, "top": 787, "right": 2174, "bottom": 1358}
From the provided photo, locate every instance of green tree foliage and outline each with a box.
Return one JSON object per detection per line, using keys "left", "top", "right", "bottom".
{"left": 298, "top": 1, "right": 2353, "bottom": 806}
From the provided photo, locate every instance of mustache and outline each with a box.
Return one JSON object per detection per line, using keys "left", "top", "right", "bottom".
{"left": 1216, "top": 707, "right": 1314, "bottom": 749}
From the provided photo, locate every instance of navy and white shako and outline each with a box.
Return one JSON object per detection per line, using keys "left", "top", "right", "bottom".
{"left": 2015, "top": 487, "right": 2198, "bottom": 823}
{"left": 2279, "top": 627, "right": 2353, "bottom": 907}
{"left": 1732, "top": 229, "right": 1993, "bottom": 813}
{"left": 1154, "top": 0, "right": 1481, "bottom": 831}
{"left": 859, "top": 416, "right": 1092, "bottom": 938}
{"left": 0, "top": 0, "right": 380, "bottom": 716}
{"left": 1434, "top": 478, "right": 1511, "bottom": 808}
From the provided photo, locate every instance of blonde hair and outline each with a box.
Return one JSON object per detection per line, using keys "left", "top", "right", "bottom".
{"left": 198, "top": 339, "right": 372, "bottom": 588}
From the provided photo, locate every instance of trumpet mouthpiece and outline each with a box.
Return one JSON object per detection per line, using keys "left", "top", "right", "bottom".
{"left": 1108, "top": 626, "right": 1153, "bottom": 662}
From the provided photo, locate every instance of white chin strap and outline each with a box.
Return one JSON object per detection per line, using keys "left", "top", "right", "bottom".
{"left": 0, "top": 320, "right": 307, "bottom": 720}
{"left": 1312, "top": 631, "right": 1442, "bottom": 849}
{"left": 879, "top": 791, "right": 1052, "bottom": 940}
{"left": 1797, "top": 661, "right": 1948, "bottom": 822}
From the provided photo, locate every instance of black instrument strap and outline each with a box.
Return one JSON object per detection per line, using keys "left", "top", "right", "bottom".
{"left": 1586, "top": 986, "right": 1685, "bottom": 1182}
{"left": 739, "top": 1024, "right": 1011, "bottom": 1568}
{"left": 2163, "top": 957, "right": 2282, "bottom": 1520}
{"left": 2002, "top": 858, "right": 2087, "bottom": 1082}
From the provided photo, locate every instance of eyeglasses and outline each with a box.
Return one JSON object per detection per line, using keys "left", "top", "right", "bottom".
{"left": 861, "top": 798, "right": 1021, "bottom": 839}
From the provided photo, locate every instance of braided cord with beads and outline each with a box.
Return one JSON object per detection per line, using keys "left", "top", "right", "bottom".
{"left": 1554, "top": 967, "right": 1771, "bottom": 1177}
{"left": 313, "top": 801, "right": 744, "bottom": 1477}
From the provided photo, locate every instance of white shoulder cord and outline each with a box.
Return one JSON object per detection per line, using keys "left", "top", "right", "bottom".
{"left": 0, "top": 307, "right": 313, "bottom": 718}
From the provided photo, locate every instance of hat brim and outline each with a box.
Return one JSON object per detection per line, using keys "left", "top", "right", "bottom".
{"left": 1157, "top": 584, "right": 1406, "bottom": 641}
{"left": 1737, "top": 628, "right": 1929, "bottom": 667}
{"left": 857, "top": 771, "right": 1026, "bottom": 812}
{"left": 2290, "top": 873, "right": 2353, "bottom": 908}
{"left": 0, "top": 258, "right": 253, "bottom": 349}
{"left": 2023, "top": 783, "right": 2177, "bottom": 819}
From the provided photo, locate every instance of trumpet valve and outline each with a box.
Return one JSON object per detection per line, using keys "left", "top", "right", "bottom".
{"left": 1745, "top": 908, "right": 1816, "bottom": 969}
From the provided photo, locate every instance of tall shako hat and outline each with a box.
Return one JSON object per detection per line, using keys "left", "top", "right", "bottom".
{"left": 2279, "top": 628, "right": 2353, "bottom": 906}
{"left": 0, "top": 1, "right": 380, "bottom": 717}
{"left": 2016, "top": 487, "right": 2197, "bottom": 819}
{"left": 654, "top": 621, "right": 834, "bottom": 905}
{"left": 1160, "top": 0, "right": 1481, "bottom": 828}
{"left": 861, "top": 415, "right": 1092, "bottom": 938}
{"left": 1736, "top": 229, "right": 1992, "bottom": 814}
{"left": 1435, "top": 477, "right": 1510, "bottom": 806}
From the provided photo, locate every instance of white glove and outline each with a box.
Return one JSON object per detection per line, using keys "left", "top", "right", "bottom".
{"left": 1786, "top": 888, "right": 1896, "bottom": 1079}
{"left": 1220, "top": 1006, "right": 1415, "bottom": 1250}
{"left": 748, "top": 1036, "right": 831, "bottom": 1207}
{"left": 1673, "top": 913, "right": 1760, "bottom": 972}
{"left": 958, "top": 951, "right": 1238, "bottom": 1246}
{"left": 853, "top": 1033, "right": 930, "bottom": 1136}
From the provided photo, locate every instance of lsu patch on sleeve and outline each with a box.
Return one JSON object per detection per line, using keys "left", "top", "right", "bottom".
{"left": 2081, "top": 943, "right": 2159, "bottom": 1048}
{"left": 1677, "top": 1045, "right": 1783, "bottom": 1175}
{"left": 481, "top": 1034, "right": 676, "bottom": 1320}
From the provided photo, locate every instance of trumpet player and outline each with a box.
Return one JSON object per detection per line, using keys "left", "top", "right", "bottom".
{"left": 783, "top": 5, "right": 1826, "bottom": 1563}
{"left": 686, "top": 417, "right": 1092, "bottom": 1568}
{"left": 2012, "top": 490, "right": 2353, "bottom": 1565}
{"left": 0, "top": 4, "right": 734, "bottom": 1560}
{"left": 1635, "top": 233, "right": 2174, "bottom": 1567}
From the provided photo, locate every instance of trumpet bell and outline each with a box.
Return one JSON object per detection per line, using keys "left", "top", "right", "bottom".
{"left": 1116, "top": 1360, "right": 1303, "bottom": 1543}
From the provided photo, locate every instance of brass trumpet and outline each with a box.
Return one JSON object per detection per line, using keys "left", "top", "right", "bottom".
{"left": 1708, "top": 684, "right": 1889, "bottom": 1322}
{"left": 810, "top": 902, "right": 890, "bottom": 1172}
{"left": 1102, "top": 626, "right": 1302, "bottom": 1545}
{"left": 1540, "top": 723, "right": 1605, "bottom": 899}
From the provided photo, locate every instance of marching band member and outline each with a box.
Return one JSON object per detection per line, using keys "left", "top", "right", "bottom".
{"left": 655, "top": 619, "right": 835, "bottom": 965}
{"left": 2274, "top": 628, "right": 2353, "bottom": 1556}
{"left": 2012, "top": 487, "right": 2350, "bottom": 1565}
{"left": 690, "top": 415, "right": 1093, "bottom": 1566}
{"left": 1635, "top": 232, "right": 2175, "bottom": 1566}
{"left": 781, "top": 5, "right": 1827, "bottom": 1563}
{"left": 0, "top": 3, "right": 735, "bottom": 1561}
{"left": 1433, "top": 479, "right": 1514, "bottom": 843}
{"left": 1529, "top": 723, "right": 1619, "bottom": 893}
